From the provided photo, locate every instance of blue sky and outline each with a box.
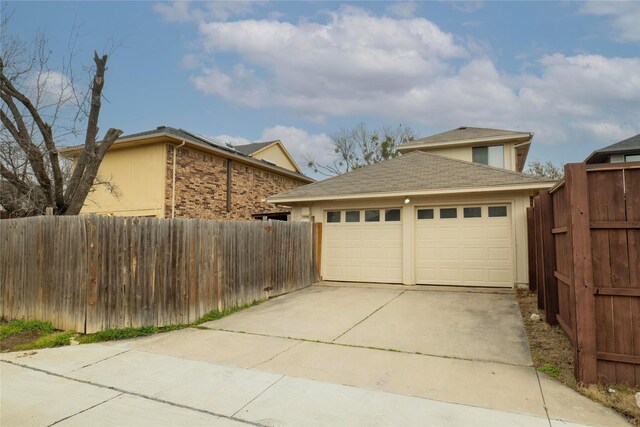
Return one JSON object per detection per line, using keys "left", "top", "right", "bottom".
{"left": 5, "top": 1, "right": 640, "bottom": 177}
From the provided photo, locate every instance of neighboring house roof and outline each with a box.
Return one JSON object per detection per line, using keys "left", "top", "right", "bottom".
{"left": 59, "top": 126, "right": 314, "bottom": 183}
{"left": 234, "top": 141, "right": 278, "bottom": 156}
{"left": 269, "top": 151, "right": 554, "bottom": 203}
{"left": 398, "top": 126, "right": 532, "bottom": 152}
{"left": 584, "top": 134, "right": 640, "bottom": 164}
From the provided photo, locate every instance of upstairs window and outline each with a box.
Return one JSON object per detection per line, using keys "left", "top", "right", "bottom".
{"left": 472, "top": 145, "right": 504, "bottom": 168}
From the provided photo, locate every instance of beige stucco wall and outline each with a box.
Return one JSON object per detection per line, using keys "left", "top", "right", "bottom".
{"left": 81, "top": 143, "right": 166, "bottom": 217}
{"left": 252, "top": 144, "right": 298, "bottom": 172}
{"left": 290, "top": 189, "right": 536, "bottom": 287}
{"left": 417, "top": 142, "right": 518, "bottom": 171}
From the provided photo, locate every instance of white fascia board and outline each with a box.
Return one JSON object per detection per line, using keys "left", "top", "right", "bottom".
{"left": 268, "top": 181, "right": 556, "bottom": 204}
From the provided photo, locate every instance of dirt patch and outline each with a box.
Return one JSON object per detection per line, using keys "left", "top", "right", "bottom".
{"left": 516, "top": 290, "right": 640, "bottom": 425}
{"left": 0, "top": 329, "right": 43, "bottom": 352}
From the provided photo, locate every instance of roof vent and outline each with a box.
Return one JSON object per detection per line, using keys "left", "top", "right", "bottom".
{"left": 157, "top": 125, "right": 166, "bottom": 130}
{"left": 458, "top": 126, "right": 467, "bottom": 130}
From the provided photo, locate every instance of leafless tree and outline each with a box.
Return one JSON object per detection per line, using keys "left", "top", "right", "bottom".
{"left": 525, "top": 160, "right": 563, "bottom": 180}
{"left": 307, "top": 123, "right": 415, "bottom": 176}
{"left": 0, "top": 16, "right": 122, "bottom": 217}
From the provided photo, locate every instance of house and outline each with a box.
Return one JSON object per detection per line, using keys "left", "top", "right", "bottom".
{"left": 584, "top": 133, "right": 640, "bottom": 164}
{"left": 60, "top": 126, "right": 313, "bottom": 220}
{"left": 269, "top": 126, "right": 556, "bottom": 288}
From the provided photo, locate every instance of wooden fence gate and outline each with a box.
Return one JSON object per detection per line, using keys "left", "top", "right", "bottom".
{"left": 528, "top": 162, "right": 640, "bottom": 387}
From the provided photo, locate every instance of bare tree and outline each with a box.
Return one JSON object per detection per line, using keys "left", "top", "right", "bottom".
{"left": 0, "top": 19, "right": 122, "bottom": 217}
{"left": 307, "top": 123, "right": 415, "bottom": 176}
{"left": 525, "top": 160, "right": 563, "bottom": 180}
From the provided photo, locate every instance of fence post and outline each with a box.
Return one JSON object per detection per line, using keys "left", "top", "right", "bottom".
{"left": 540, "top": 190, "right": 559, "bottom": 325}
{"left": 565, "top": 163, "right": 598, "bottom": 384}
{"left": 526, "top": 207, "right": 537, "bottom": 292}
{"left": 313, "top": 222, "right": 322, "bottom": 282}
{"left": 533, "top": 195, "right": 545, "bottom": 309}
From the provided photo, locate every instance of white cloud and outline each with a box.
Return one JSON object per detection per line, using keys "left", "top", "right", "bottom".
{"left": 212, "top": 134, "right": 251, "bottom": 147}
{"left": 385, "top": 2, "right": 419, "bottom": 18}
{"left": 581, "top": 1, "right": 640, "bottom": 42}
{"left": 154, "top": 1, "right": 262, "bottom": 23}
{"left": 451, "top": 1, "right": 485, "bottom": 13}
{"left": 163, "top": 5, "right": 640, "bottom": 151}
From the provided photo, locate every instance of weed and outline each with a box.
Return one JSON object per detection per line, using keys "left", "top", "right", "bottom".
{"left": 14, "top": 331, "right": 74, "bottom": 350}
{"left": 0, "top": 319, "right": 55, "bottom": 340}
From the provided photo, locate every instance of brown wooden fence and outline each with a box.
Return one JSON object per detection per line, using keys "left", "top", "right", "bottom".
{"left": 528, "top": 162, "right": 640, "bottom": 387}
{"left": 0, "top": 216, "right": 317, "bottom": 333}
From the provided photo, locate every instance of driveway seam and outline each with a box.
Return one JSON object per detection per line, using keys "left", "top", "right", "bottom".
{"left": 47, "top": 392, "right": 124, "bottom": 427}
{"left": 65, "top": 349, "right": 131, "bottom": 374}
{"left": 208, "top": 327, "right": 532, "bottom": 368}
{"left": 1, "top": 360, "right": 263, "bottom": 427}
{"left": 231, "top": 375, "right": 286, "bottom": 418}
{"left": 331, "top": 290, "right": 406, "bottom": 342}
{"left": 535, "top": 370, "right": 553, "bottom": 427}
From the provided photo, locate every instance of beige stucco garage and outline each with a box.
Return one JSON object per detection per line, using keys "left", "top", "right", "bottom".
{"left": 270, "top": 127, "right": 556, "bottom": 288}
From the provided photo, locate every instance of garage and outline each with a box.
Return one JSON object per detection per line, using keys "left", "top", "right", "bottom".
{"left": 415, "top": 204, "right": 513, "bottom": 287}
{"left": 323, "top": 208, "right": 403, "bottom": 283}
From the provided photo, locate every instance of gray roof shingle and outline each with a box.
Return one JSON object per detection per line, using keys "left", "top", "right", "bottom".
{"left": 270, "top": 151, "right": 553, "bottom": 202}
{"left": 234, "top": 141, "right": 278, "bottom": 156}
{"left": 399, "top": 126, "right": 531, "bottom": 150}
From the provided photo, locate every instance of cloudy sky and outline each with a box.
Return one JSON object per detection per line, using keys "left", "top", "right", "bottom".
{"left": 6, "top": 1, "right": 640, "bottom": 177}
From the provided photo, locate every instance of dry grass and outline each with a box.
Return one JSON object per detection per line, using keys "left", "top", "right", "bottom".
{"left": 516, "top": 290, "right": 640, "bottom": 426}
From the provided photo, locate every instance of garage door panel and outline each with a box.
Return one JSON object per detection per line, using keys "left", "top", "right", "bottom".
{"left": 324, "top": 219, "right": 403, "bottom": 284}
{"left": 416, "top": 204, "right": 513, "bottom": 287}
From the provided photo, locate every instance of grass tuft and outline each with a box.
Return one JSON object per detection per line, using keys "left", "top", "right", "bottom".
{"left": 193, "top": 300, "right": 261, "bottom": 325}
{"left": 14, "top": 331, "right": 74, "bottom": 350}
{"left": 0, "top": 319, "right": 55, "bottom": 340}
{"left": 537, "top": 363, "right": 562, "bottom": 378}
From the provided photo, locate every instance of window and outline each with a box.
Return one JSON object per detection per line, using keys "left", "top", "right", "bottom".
{"left": 625, "top": 154, "right": 640, "bottom": 162}
{"left": 440, "top": 208, "right": 457, "bottom": 219}
{"left": 463, "top": 207, "right": 481, "bottom": 218}
{"left": 488, "top": 206, "right": 508, "bottom": 217}
{"left": 345, "top": 211, "right": 360, "bottom": 222}
{"left": 326, "top": 211, "right": 341, "bottom": 223}
{"left": 417, "top": 209, "right": 434, "bottom": 219}
{"left": 364, "top": 210, "right": 380, "bottom": 222}
{"left": 385, "top": 209, "right": 401, "bottom": 222}
{"left": 472, "top": 145, "right": 504, "bottom": 168}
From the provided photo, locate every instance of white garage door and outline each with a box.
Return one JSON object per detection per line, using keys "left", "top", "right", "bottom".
{"left": 415, "top": 204, "right": 513, "bottom": 287}
{"left": 323, "top": 208, "right": 403, "bottom": 284}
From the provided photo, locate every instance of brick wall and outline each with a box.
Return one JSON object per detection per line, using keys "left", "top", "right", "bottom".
{"left": 165, "top": 145, "right": 305, "bottom": 220}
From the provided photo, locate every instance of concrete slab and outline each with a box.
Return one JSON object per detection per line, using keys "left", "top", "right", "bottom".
{"left": 103, "top": 328, "right": 298, "bottom": 368}
{"left": 237, "top": 375, "right": 550, "bottom": 427}
{"left": 255, "top": 340, "right": 548, "bottom": 417}
{"left": 68, "top": 350, "right": 282, "bottom": 416}
{"left": 0, "top": 362, "right": 119, "bottom": 427}
{"left": 336, "top": 290, "right": 533, "bottom": 365}
{"left": 538, "top": 374, "right": 631, "bottom": 427}
{"left": 0, "top": 344, "right": 127, "bottom": 375}
{"left": 55, "top": 393, "right": 249, "bottom": 427}
{"left": 204, "top": 285, "right": 403, "bottom": 341}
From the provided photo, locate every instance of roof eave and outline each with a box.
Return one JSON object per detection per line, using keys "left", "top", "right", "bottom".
{"left": 60, "top": 131, "right": 314, "bottom": 184}
{"left": 397, "top": 133, "right": 532, "bottom": 153}
{"left": 269, "top": 181, "right": 556, "bottom": 204}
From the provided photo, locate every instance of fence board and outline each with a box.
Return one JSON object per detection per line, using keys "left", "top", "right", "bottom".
{"left": 529, "top": 162, "right": 639, "bottom": 386}
{"left": 1, "top": 216, "right": 316, "bottom": 334}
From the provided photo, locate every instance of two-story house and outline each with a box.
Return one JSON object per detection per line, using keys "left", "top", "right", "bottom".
{"left": 269, "top": 127, "right": 555, "bottom": 288}
{"left": 61, "top": 126, "right": 314, "bottom": 220}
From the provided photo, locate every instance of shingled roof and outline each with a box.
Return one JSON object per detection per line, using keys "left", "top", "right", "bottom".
{"left": 585, "top": 134, "right": 640, "bottom": 163}
{"left": 269, "top": 151, "right": 554, "bottom": 203}
{"left": 398, "top": 126, "right": 532, "bottom": 152}
{"left": 234, "top": 141, "right": 278, "bottom": 156}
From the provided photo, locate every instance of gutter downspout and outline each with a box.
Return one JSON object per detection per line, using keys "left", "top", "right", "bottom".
{"left": 171, "top": 141, "right": 186, "bottom": 218}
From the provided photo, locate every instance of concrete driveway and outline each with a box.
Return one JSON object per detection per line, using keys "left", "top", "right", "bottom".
{"left": 1, "top": 283, "right": 629, "bottom": 427}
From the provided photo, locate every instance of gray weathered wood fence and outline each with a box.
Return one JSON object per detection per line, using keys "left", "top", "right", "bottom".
{"left": 0, "top": 216, "right": 317, "bottom": 333}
